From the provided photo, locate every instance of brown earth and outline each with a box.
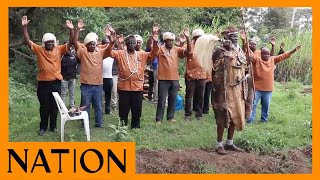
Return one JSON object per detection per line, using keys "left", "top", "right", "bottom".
{"left": 300, "top": 87, "right": 312, "bottom": 95}
{"left": 136, "top": 146, "right": 312, "bottom": 174}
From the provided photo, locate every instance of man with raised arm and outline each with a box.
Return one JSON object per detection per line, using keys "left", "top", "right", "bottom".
{"left": 73, "top": 19, "right": 109, "bottom": 128}
{"left": 105, "top": 26, "right": 159, "bottom": 129}
{"left": 21, "top": 15, "right": 74, "bottom": 135}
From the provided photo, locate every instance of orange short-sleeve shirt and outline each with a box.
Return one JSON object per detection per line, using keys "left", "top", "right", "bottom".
{"left": 157, "top": 46, "right": 186, "bottom": 80}
{"left": 77, "top": 42, "right": 107, "bottom": 85}
{"left": 31, "top": 42, "right": 67, "bottom": 81}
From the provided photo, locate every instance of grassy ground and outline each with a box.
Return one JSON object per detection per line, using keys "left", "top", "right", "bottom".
{"left": 9, "top": 79, "right": 312, "bottom": 155}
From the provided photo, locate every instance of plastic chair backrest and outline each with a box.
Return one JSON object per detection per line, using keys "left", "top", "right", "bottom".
{"left": 52, "top": 92, "right": 70, "bottom": 116}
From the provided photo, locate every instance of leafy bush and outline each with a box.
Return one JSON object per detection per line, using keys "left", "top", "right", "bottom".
{"left": 108, "top": 119, "right": 133, "bottom": 142}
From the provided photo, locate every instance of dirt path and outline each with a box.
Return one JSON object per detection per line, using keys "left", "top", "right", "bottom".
{"left": 136, "top": 146, "right": 311, "bottom": 174}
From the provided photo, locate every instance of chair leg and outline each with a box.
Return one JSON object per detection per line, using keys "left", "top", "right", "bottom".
{"left": 83, "top": 113, "right": 90, "bottom": 141}
{"left": 61, "top": 119, "right": 65, "bottom": 142}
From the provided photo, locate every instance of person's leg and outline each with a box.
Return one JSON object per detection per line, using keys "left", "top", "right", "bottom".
{"left": 247, "top": 91, "right": 262, "bottom": 123}
{"left": 153, "top": 69, "right": 159, "bottom": 102}
{"left": 167, "top": 80, "right": 179, "bottom": 121}
{"left": 48, "top": 80, "right": 61, "bottom": 131}
{"left": 111, "top": 75, "right": 118, "bottom": 110}
{"left": 224, "top": 123, "right": 244, "bottom": 152}
{"left": 69, "top": 79, "right": 76, "bottom": 107}
{"left": 193, "top": 88, "right": 199, "bottom": 112}
{"left": 195, "top": 79, "right": 206, "bottom": 119}
{"left": 184, "top": 79, "right": 195, "bottom": 120}
{"left": 92, "top": 85, "right": 103, "bottom": 127}
{"left": 60, "top": 79, "right": 68, "bottom": 105}
{"left": 260, "top": 91, "right": 272, "bottom": 122}
{"left": 203, "top": 81, "right": 212, "bottom": 114}
{"left": 103, "top": 78, "right": 109, "bottom": 114}
{"left": 80, "top": 84, "right": 93, "bottom": 122}
{"left": 104, "top": 78, "right": 113, "bottom": 114}
{"left": 37, "top": 82, "right": 50, "bottom": 135}
{"left": 118, "top": 90, "right": 131, "bottom": 126}
{"left": 156, "top": 80, "right": 169, "bottom": 122}
{"left": 147, "top": 70, "right": 154, "bottom": 101}
{"left": 131, "top": 91, "right": 143, "bottom": 128}
{"left": 216, "top": 123, "right": 226, "bottom": 155}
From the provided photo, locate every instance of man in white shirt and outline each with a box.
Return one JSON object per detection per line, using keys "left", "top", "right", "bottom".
{"left": 102, "top": 37, "right": 114, "bottom": 114}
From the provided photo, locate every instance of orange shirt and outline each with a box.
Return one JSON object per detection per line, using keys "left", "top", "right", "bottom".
{"left": 185, "top": 44, "right": 208, "bottom": 80}
{"left": 108, "top": 47, "right": 158, "bottom": 91}
{"left": 76, "top": 42, "right": 107, "bottom": 85}
{"left": 252, "top": 52, "right": 291, "bottom": 91}
{"left": 31, "top": 42, "right": 67, "bottom": 81}
{"left": 157, "top": 46, "right": 186, "bottom": 80}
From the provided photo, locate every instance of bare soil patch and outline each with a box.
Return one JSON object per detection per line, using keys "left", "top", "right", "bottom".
{"left": 136, "top": 146, "right": 312, "bottom": 174}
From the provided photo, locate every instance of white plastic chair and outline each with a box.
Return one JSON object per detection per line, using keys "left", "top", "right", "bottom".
{"left": 52, "top": 92, "right": 90, "bottom": 142}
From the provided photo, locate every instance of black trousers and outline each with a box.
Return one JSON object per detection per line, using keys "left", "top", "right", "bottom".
{"left": 203, "top": 81, "right": 212, "bottom": 113}
{"left": 147, "top": 70, "right": 154, "bottom": 100}
{"left": 156, "top": 80, "right": 179, "bottom": 121}
{"left": 193, "top": 81, "right": 212, "bottom": 114}
{"left": 118, "top": 90, "right": 143, "bottom": 129}
{"left": 103, "top": 78, "right": 113, "bottom": 114}
{"left": 185, "top": 79, "right": 206, "bottom": 117}
{"left": 37, "top": 80, "right": 61, "bottom": 131}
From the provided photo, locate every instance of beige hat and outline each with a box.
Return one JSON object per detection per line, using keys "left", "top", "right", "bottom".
{"left": 192, "top": 29, "right": 204, "bottom": 38}
{"left": 134, "top": 34, "right": 143, "bottom": 44}
{"left": 84, "top": 32, "right": 98, "bottom": 45}
{"left": 163, "top": 32, "right": 175, "bottom": 40}
{"left": 42, "top": 33, "right": 57, "bottom": 46}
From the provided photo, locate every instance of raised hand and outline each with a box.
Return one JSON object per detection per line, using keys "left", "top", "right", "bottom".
{"left": 239, "top": 30, "right": 246, "bottom": 40}
{"left": 77, "top": 19, "right": 85, "bottom": 30}
{"left": 269, "top": 37, "right": 276, "bottom": 46}
{"left": 104, "top": 27, "right": 111, "bottom": 37}
{"left": 21, "top": 16, "right": 30, "bottom": 26}
{"left": 152, "top": 23, "right": 160, "bottom": 35}
{"left": 183, "top": 28, "right": 190, "bottom": 38}
{"left": 117, "top": 34, "right": 124, "bottom": 44}
{"left": 108, "top": 27, "right": 117, "bottom": 43}
{"left": 66, "top": 20, "right": 74, "bottom": 29}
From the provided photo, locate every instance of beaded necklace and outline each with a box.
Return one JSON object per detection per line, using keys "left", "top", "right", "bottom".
{"left": 125, "top": 51, "right": 138, "bottom": 73}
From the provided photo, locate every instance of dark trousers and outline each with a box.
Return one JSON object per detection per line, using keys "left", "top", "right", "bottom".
{"left": 185, "top": 79, "right": 206, "bottom": 117}
{"left": 103, "top": 78, "right": 113, "bottom": 114}
{"left": 203, "top": 81, "right": 212, "bottom": 113}
{"left": 156, "top": 80, "right": 179, "bottom": 121}
{"left": 147, "top": 70, "right": 154, "bottom": 100}
{"left": 118, "top": 90, "right": 143, "bottom": 129}
{"left": 37, "top": 80, "right": 61, "bottom": 131}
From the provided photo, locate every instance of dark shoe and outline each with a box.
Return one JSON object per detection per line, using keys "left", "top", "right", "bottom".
{"left": 50, "top": 128, "right": 59, "bottom": 133}
{"left": 224, "top": 144, "right": 244, "bottom": 152}
{"left": 203, "top": 111, "right": 209, "bottom": 114}
{"left": 246, "top": 120, "right": 253, "bottom": 124}
{"left": 105, "top": 111, "right": 113, "bottom": 115}
{"left": 184, "top": 116, "right": 192, "bottom": 121}
{"left": 95, "top": 124, "right": 104, "bottom": 128}
{"left": 38, "top": 129, "right": 46, "bottom": 136}
{"left": 260, "top": 120, "right": 268, "bottom": 123}
{"left": 216, "top": 146, "right": 227, "bottom": 155}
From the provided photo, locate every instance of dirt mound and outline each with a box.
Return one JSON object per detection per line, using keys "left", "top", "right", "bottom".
{"left": 136, "top": 147, "right": 312, "bottom": 174}
{"left": 300, "top": 87, "right": 312, "bottom": 95}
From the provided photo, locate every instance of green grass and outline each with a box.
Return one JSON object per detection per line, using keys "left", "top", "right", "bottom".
{"left": 9, "top": 79, "right": 312, "bottom": 155}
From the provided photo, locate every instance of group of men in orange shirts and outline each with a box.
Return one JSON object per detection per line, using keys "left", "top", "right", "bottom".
{"left": 22, "top": 16, "right": 301, "bottom": 155}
